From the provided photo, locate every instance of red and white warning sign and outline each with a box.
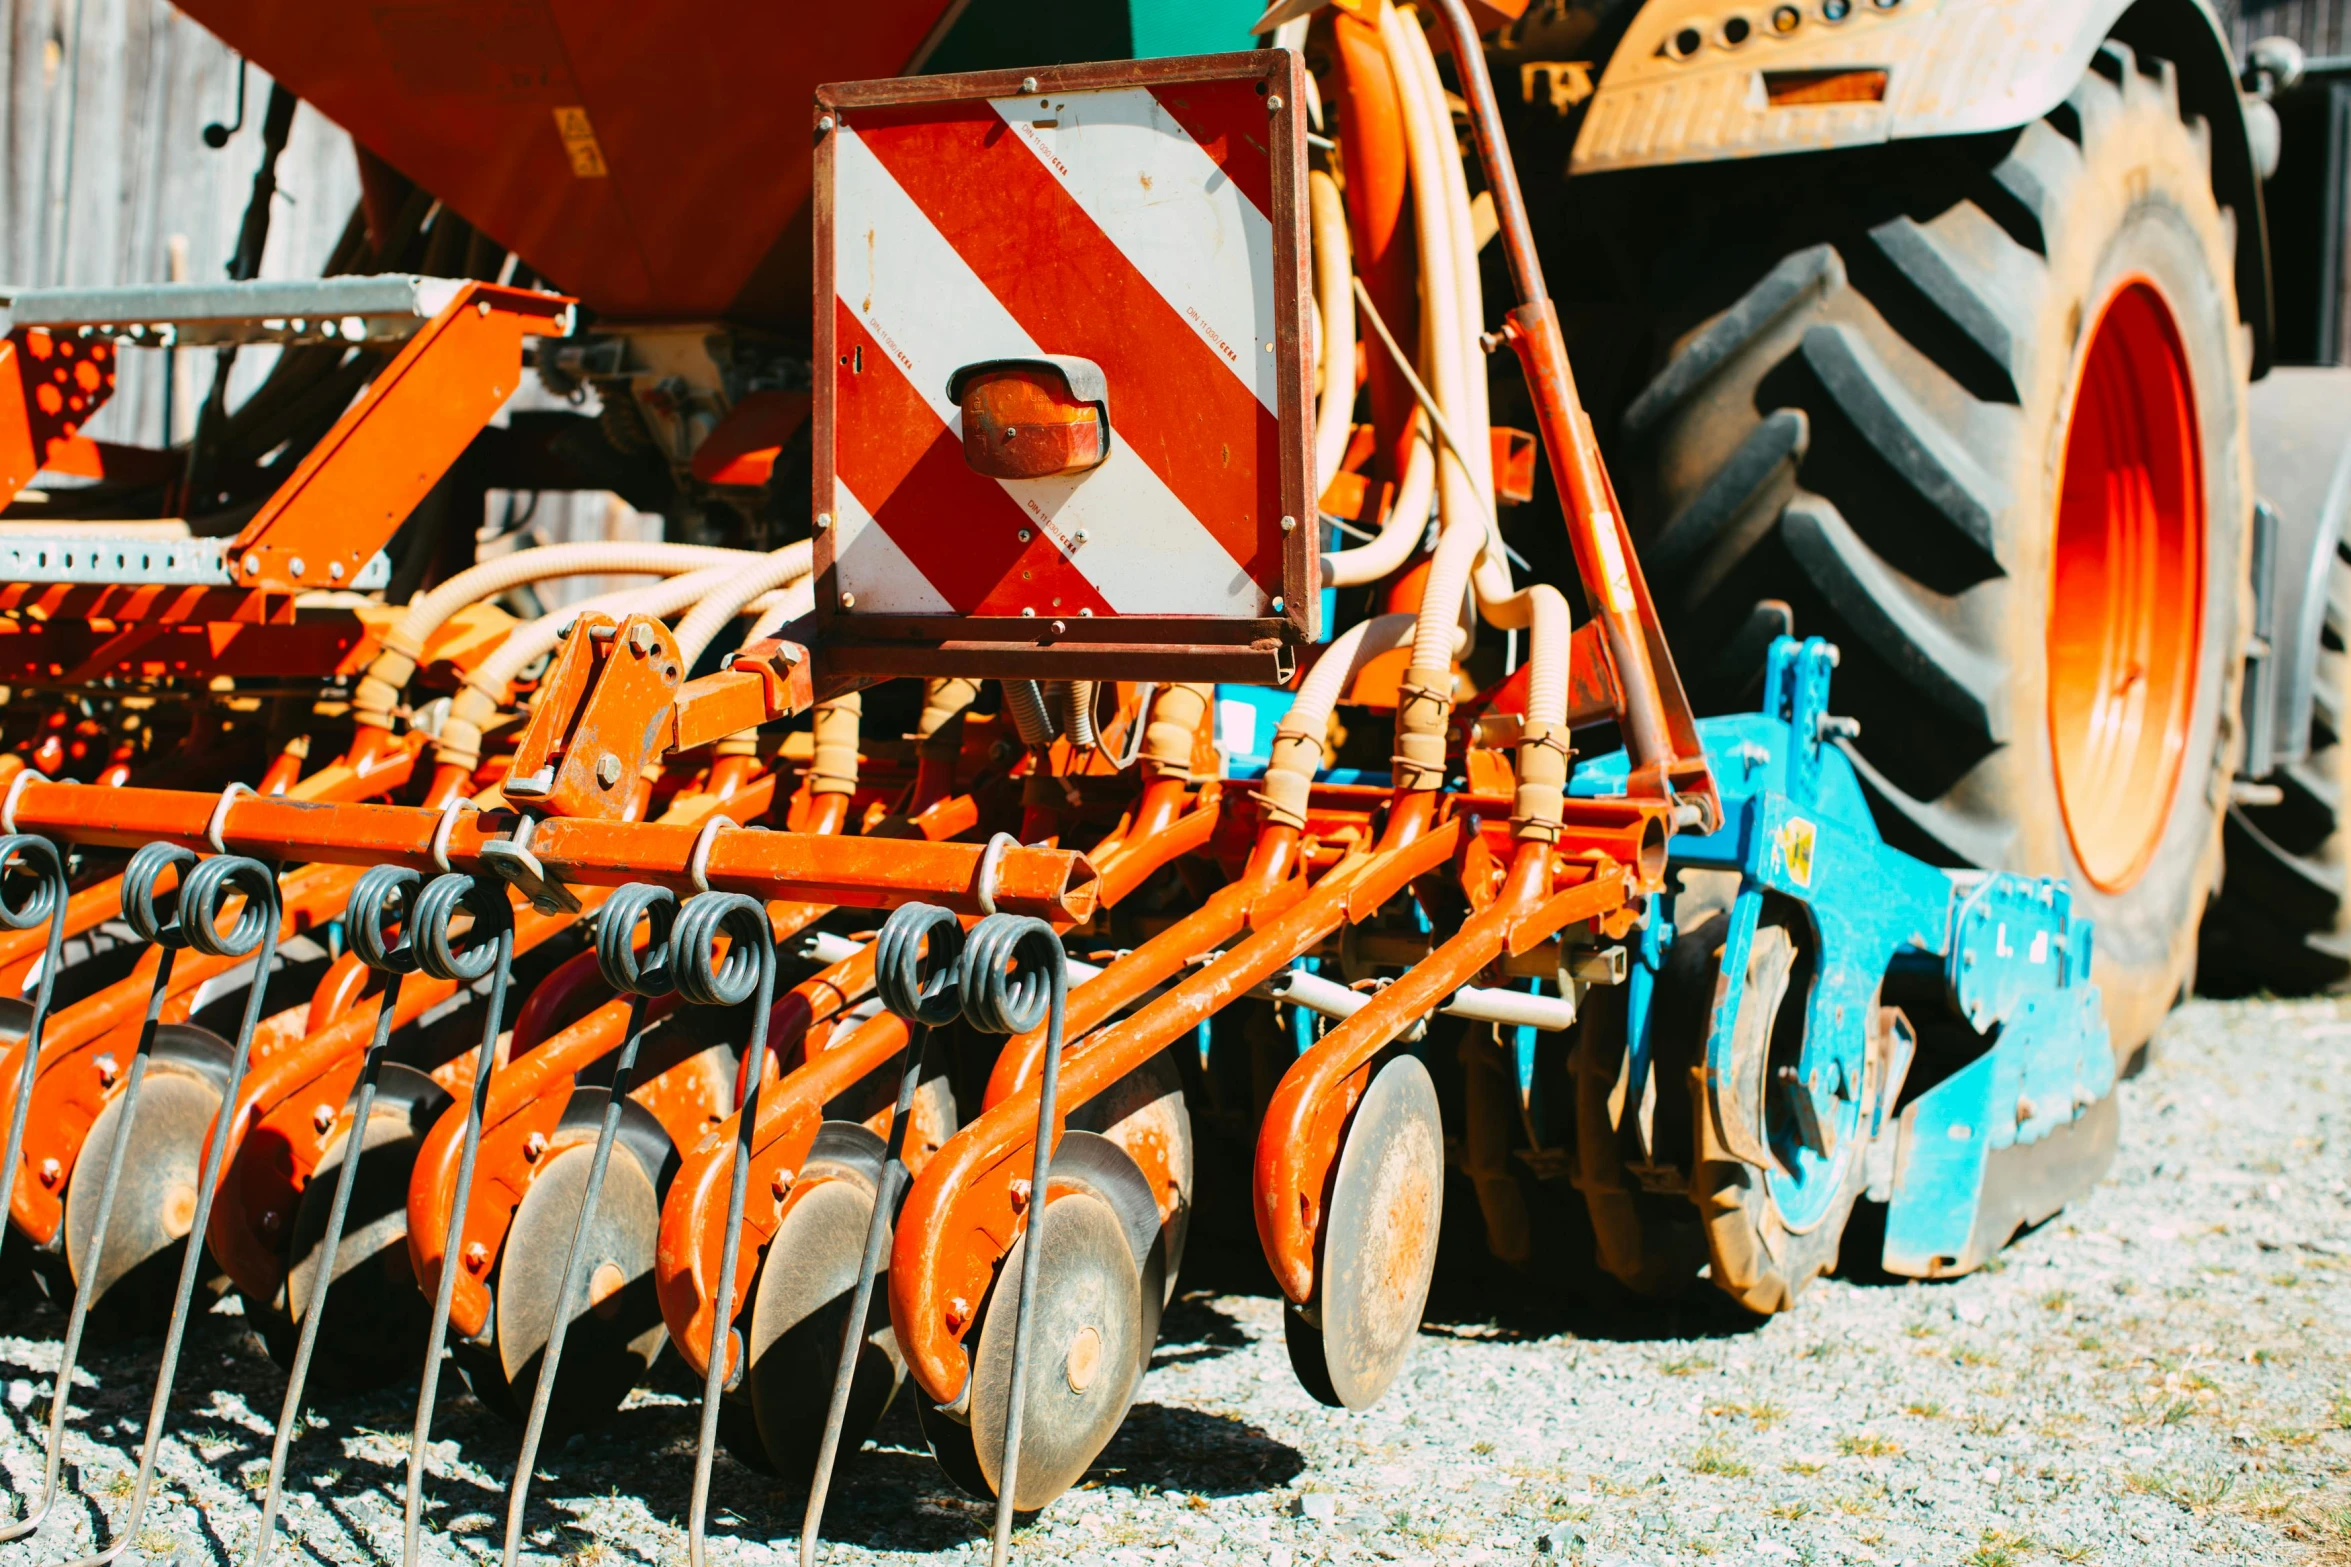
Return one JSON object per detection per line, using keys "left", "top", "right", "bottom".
{"left": 814, "top": 52, "right": 1314, "bottom": 680}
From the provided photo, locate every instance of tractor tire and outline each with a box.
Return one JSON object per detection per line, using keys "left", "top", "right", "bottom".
{"left": 1606, "top": 39, "right": 2254, "bottom": 1061}
{"left": 2201, "top": 543, "right": 2351, "bottom": 992}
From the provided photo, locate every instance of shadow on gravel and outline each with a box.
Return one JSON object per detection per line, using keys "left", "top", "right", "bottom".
{"left": 1149, "top": 1290, "right": 1256, "bottom": 1369}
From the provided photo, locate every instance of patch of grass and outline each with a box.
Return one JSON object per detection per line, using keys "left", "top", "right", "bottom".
{"left": 2074, "top": 1332, "right": 2105, "bottom": 1353}
{"left": 1836, "top": 1433, "right": 1902, "bottom": 1459}
{"left": 1783, "top": 1460, "right": 1825, "bottom": 1477}
{"left": 99, "top": 1471, "right": 135, "bottom": 1500}
{"left": 1768, "top": 1499, "right": 1812, "bottom": 1521}
{"left": 1184, "top": 1493, "right": 1210, "bottom": 1511}
{"left": 133, "top": 1530, "right": 177, "bottom": 1560}
{"left": 2048, "top": 1544, "right": 2094, "bottom": 1564}
{"left": 1902, "top": 1399, "right": 1944, "bottom": 1419}
{"left": 2126, "top": 1469, "right": 2234, "bottom": 1512}
{"left": 2330, "top": 1396, "right": 2351, "bottom": 1431}
{"left": 1902, "top": 1320, "right": 1936, "bottom": 1339}
{"left": 1965, "top": 1412, "right": 2015, "bottom": 1437}
{"left": 1953, "top": 1346, "right": 1998, "bottom": 1368}
{"left": 1470, "top": 1440, "right": 1494, "bottom": 1456}
{"left": 1687, "top": 1440, "right": 1748, "bottom": 1478}
{"left": 1964, "top": 1528, "right": 2032, "bottom": 1567}
{"left": 1708, "top": 1400, "right": 1785, "bottom": 1429}
{"left": 2041, "top": 1289, "right": 2074, "bottom": 1312}
{"left": 1660, "top": 1355, "right": 1714, "bottom": 1377}
{"left": 560, "top": 1540, "right": 617, "bottom": 1567}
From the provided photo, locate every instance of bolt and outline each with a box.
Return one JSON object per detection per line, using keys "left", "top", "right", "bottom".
{"left": 525, "top": 1130, "right": 548, "bottom": 1161}
{"left": 771, "top": 1169, "right": 791, "bottom": 1201}
{"left": 1008, "top": 1178, "right": 1032, "bottom": 1212}
{"left": 290, "top": 556, "right": 307, "bottom": 579}
{"left": 37, "top": 1156, "right": 60, "bottom": 1187}
{"left": 1279, "top": 514, "right": 1297, "bottom": 533}
{"left": 244, "top": 553, "right": 261, "bottom": 575}
{"left": 1072, "top": 528, "right": 1088, "bottom": 544}
{"left": 328, "top": 561, "right": 344, "bottom": 580}
{"left": 312, "top": 1103, "right": 335, "bottom": 1134}
{"left": 814, "top": 512, "right": 833, "bottom": 532}
{"left": 627, "top": 621, "right": 656, "bottom": 655}
{"left": 94, "top": 1053, "right": 118, "bottom": 1086}
{"left": 817, "top": 114, "right": 835, "bottom": 132}
{"left": 477, "top": 299, "right": 492, "bottom": 317}
{"left": 1021, "top": 606, "right": 1036, "bottom": 617}
{"left": 1272, "top": 596, "right": 1287, "bottom": 613}
{"left": 1267, "top": 93, "right": 1284, "bottom": 111}
{"left": 839, "top": 591, "right": 856, "bottom": 609}
{"left": 260, "top": 1208, "right": 282, "bottom": 1234}
{"left": 1051, "top": 619, "right": 1067, "bottom": 635}
{"left": 465, "top": 1241, "right": 491, "bottom": 1272}
{"left": 597, "top": 752, "right": 623, "bottom": 789}
{"left": 1020, "top": 75, "right": 1039, "bottom": 93}
{"left": 1018, "top": 528, "right": 1032, "bottom": 542}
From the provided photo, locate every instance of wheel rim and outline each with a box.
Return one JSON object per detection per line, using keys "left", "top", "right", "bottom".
{"left": 2048, "top": 278, "right": 2205, "bottom": 893}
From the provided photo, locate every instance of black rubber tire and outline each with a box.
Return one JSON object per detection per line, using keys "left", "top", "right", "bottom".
{"left": 1606, "top": 40, "right": 2253, "bottom": 1060}
{"left": 2201, "top": 544, "right": 2351, "bottom": 993}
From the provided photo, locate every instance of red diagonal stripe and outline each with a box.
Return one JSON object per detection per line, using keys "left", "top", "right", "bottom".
{"left": 853, "top": 104, "right": 1282, "bottom": 591}
{"left": 834, "top": 301, "right": 1114, "bottom": 619}
{"left": 1147, "top": 81, "right": 1276, "bottom": 223}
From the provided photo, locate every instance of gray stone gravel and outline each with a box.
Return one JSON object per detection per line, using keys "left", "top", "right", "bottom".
{"left": 4, "top": 995, "right": 2349, "bottom": 1567}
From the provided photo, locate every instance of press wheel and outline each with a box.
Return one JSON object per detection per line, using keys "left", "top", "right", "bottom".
{"left": 1292, "top": 1052, "right": 1442, "bottom": 1411}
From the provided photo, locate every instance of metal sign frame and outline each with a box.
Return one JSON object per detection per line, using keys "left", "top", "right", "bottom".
{"left": 811, "top": 49, "right": 1315, "bottom": 685}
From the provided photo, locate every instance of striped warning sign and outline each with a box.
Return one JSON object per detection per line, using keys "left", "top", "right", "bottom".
{"left": 816, "top": 55, "right": 1312, "bottom": 648}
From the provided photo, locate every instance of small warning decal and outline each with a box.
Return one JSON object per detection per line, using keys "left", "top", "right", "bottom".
{"left": 553, "top": 107, "right": 608, "bottom": 178}
{"left": 1777, "top": 817, "right": 1817, "bottom": 889}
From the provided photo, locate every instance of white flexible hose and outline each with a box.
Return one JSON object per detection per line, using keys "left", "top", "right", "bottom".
{"left": 1255, "top": 613, "right": 1419, "bottom": 828}
{"left": 669, "top": 542, "right": 815, "bottom": 667}
{"left": 744, "top": 580, "right": 815, "bottom": 643}
{"left": 1321, "top": 423, "right": 1434, "bottom": 587}
{"left": 1310, "top": 169, "right": 1359, "bottom": 498}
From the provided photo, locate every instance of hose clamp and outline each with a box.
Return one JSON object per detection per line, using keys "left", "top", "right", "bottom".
{"left": 1, "top": 769, "right": 55, "bottom": 836}
{"left": 206, "top": 781, "right": 255, "bottom": 854}
{"left": 973, "top": 831, "right": 1018, "bottom": 918}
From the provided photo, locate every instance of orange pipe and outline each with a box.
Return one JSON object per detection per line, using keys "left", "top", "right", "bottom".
{"left": 1332, "top": 8, "right": 1417, "bottom": 485}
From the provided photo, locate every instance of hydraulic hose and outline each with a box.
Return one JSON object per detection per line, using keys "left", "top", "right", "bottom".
{"left": 1310, "top": 168, "right": 1359, "bottom": 498}
{"left": 670, "top": 542, "right": 816, "bottom": 667}
{"left": 1255, "top": 613, "right": 1416, "bottom": 829}
{"left": 1322, "top": 420, "right": 1434, "bottom": 588}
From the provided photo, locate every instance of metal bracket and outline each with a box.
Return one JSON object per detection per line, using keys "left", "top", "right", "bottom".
{"left": 479, "top": 816, "right": 581, "bottom": 916}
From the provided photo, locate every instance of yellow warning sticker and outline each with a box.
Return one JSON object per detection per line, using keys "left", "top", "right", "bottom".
{"left": 553, "top": 106, "right": 608, "bottom": 179}
{"left": 1590, "top": 511, "right": 1635, "bottom": 615}
{"left": 1778, "top": 817, "right": 1817, "bottom": 889}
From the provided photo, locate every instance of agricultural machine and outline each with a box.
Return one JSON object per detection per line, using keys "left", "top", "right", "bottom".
{"left": 0, "top": 0, "right": 2341, "bottom": 1559}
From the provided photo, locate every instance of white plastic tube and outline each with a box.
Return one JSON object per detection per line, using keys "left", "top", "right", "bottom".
{"left": 669, "top": 542, "right": 815, "bottom": 667}
{"left": 1321, "top": 420, "right": 1435, "bottom": 588}
{"left": 1254, "top": 612, "right": 1418, "bottom": 829}
{"left": 352, "top": 541, "right": 760, "bottom": 729}
{"left": 1309, "top": 169, "right": 1359, "bottom": 498}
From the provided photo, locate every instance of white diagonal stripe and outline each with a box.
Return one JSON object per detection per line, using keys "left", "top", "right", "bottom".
{"left": 832, "top": 479, "right": 952, "bottom": 613}
{"left": 834, "top": 125, "right": 1268, "bottom": 616}
{"left": 988, "top": 87, "right": 1278, "bottom": 413}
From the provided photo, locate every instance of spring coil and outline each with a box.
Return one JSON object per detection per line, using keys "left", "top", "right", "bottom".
{"left": 179, "top": 854, "right": 281, "bottom": 959}
{"left": 956, "top": 913, "right": 1063, "bottom": 1036}
{"left": 121, "top": 840, "right": 199, "bottom": 946}
{"left": 1002, "top": 679, "right": 1060, "bottom": 749}
{"left": 874, "top": 902, "right": 964, "bottom": 1026}
{"left": 411, "top": 873, "right": 515, "bottom": 983}
{"left": 346, "top": 865, "right": 425, "bottom": 976}
{"left": 672, "top": 891, "right": 772, "bottom": 1007}
{"left": 597, "top": 883, "right": 679, "bottom": 997}
{"left": 0, "top": 834, "right": 63, "bottom": 934}
{"left": 1062, "top": 681, "right": 1098, "bottom": 751}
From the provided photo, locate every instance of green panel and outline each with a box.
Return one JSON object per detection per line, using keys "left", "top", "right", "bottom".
{"left": 1129, "top": 0, "right": 1262, "bottom": 57}
{"left": 924, "top": 0, "right": 1134, "bottom": 74}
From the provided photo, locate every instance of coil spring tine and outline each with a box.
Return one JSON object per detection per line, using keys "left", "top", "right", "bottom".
{"left": 801, "top": 903, "right": 965, "bottom": 1567}
{"left": 71, "top": 853, "right": 282, "bottom": 1567}
{"left": 676, "top": 892, "right": 776, "bottom": 1567}
{"left": 958, "top": 914, "right": 1068, "bottom": 1567}
{"left": 402, "top": 873, "right": 518, "bottom": 1567}
{"left": 499, "top": 885, "right": 676, "bottom": 1567}
{"left": 249, "top": 865, "right": 423, "bottom": 1567}
{"left": 0, "top": 835, "right": 73, "bottom": 1545}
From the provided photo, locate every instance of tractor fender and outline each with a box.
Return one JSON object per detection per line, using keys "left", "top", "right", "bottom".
{"left": 1569, "top": 0, "right": 2273, "bottom": 372}
{"left": 2244, "top": 367, "right": 2351, "bottom": 781}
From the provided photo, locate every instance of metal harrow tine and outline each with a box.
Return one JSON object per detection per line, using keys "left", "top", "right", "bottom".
{"left": 249, "top": 864, "right": 424, "bottom": 1567}
{"left": 0, "top": 834, "right": 74, "bottom": 1544}
{"left": 676, "top": 891, "right": 777, "bottom": 1567}
{"left": 800, "top": 902, "right": 965, "bottom": 1567}
{"left": 70, "top": 851, "right": 283, "bottom": 1567}
{"left": 401, "top": 872, "right": 519, "bottom": 1567}
{"left": 958, "top": 914, "right": 1069, "bottom": 1567}
{"left": 498, "top": 884, "right": 677, "bottom": 1567}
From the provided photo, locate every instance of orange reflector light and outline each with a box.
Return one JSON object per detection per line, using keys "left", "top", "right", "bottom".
{"left": 1763, "top": 68, "right": 1890, "bottom": 106}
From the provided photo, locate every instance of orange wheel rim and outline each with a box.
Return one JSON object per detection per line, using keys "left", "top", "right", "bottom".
{"left": 2047, "top": 279, "right": 2205, "bottom": 893}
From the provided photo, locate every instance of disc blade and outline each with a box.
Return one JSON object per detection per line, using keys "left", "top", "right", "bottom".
{"left": 970, "top": 1189, "right": 1142, "bottom": 1511}
{"left": 1313, "top": 1052, "right": 1443, "bottom": 1410}
{"left": 746, "top": 1170, "right": 904, "bottom": 1481}
{"left": 491, "top": 1138, "right": 666, "bottom": 1436}
{"left": 63, "top": 1063, "right": 223, "bottom": 1340}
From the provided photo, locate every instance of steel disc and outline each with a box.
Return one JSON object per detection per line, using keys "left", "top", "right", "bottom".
{"left": 279, "top": 1064, "right": 446, "bottom": 1390}
{"left": 1069, "top": 1051, "right": 1192, "bottom": 1301}
{"left": 745, "top": 1159, "right": 904, "bottom": 1481}
{"left": 1311, "top": 1052, "right": 1443, "bottom": 1410}
{"left": 969, "top": 1189, "right": 1142, "bottom": 1511}
{"left": 63, "top": 1055, "right": 227, "bottom": 1339}
{"left": 490, "top": 1136, "right": 666, "bottom": 1436}
{"left": 917, "top": 1396, "right": 993, "bottom": 1501}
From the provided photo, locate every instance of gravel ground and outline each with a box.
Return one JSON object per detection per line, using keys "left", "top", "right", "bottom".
{"left": 4, "top": 994, "right": 2349, "bottom": 1567}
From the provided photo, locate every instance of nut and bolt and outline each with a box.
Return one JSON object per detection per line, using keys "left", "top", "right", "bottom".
{"left": 1051, "top": 619, "right": 1068, "bottom": 635}
{"left": 814, "top": 512, "right": 833, "bottom": 532}
{"left": 1008, "top": 1178, "right": 1032, "bottom": 1213}
{"left": 525, "top": 1130, "right": 548, "bottom": 1161}
{"left": 627, "top": 621, "right": 656, "bottom": 655}
{"left": 817, "top": 114, "right": 835, "bottom": 132}
{"left": 1018, "top": 528, "right": 1032, "bottom": 542}
{"left": 465, "top": 1241, "right": 491, "bottom": 1271}
{"left": 313, "top": 1103, "right": 336, "bottom": 1134}
{"left": 328, "top": 560, "right": 344, "bottom": 580}
{"left": 94, "top": 1053, "right": 118, "bottom": 1087}
{"left": 289, "top": 556, "right": 306, "bottom": 578}
{"left": 839, "top": 592, "right": 856, "bottom": 609}
{"left": 1272, "top": 596, "right": 1287, "bottom": 613}
{"left": 244, "top": 553, "right": 261, "bottom": 576}
{"left": 1279, "top": 514, "right": 1297, "bottom": 533}
{"left": 597, "top": 752, "right": 624, "bottom": 789}
{"left": 37, "top": 1156, "right": 61, "bottom": 1187}
{"left": 1020, "top": 76, "right": 1039, "bottom": 92}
